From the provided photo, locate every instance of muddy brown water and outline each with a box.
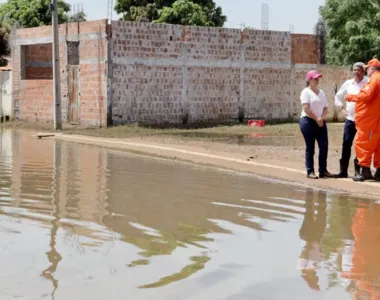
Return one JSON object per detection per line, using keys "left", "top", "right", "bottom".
{"left": 0, "top": 129, "right": 379, "bottom": 300}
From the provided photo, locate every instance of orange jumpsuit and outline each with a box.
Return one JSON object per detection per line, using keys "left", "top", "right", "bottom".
{"left": 346, "top": 71, "right": 380, "bottom": 168}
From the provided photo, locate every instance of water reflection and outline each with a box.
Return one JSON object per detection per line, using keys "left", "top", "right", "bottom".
{"left": 1, "top": 128, "right": 380, "bottom": 299}
{"left": 298, "top": 190, "right": 327, "bottom": 292}
{"left": 342, "top": 201, "right": 380, "bottom": 299}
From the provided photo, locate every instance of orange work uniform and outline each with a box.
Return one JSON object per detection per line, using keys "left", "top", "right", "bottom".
{"left": 346, "top": 63, "right": 380, "bottom": 169}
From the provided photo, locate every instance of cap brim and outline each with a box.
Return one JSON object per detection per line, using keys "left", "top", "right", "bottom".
{"left": 312, "top": 74, "right": 322, "bottom": 79}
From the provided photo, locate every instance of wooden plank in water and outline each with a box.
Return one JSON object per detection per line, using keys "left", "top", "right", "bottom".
{"left": 36, "top": 133, "right": 55, "bottom": 139}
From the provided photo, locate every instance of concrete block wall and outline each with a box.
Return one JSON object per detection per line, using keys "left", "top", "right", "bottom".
{"left": 12, "top": 20, "right": 352, "bottom": 126}
{"left": 74, "top": 20, "right": 108, "bottom": 127}
{"left": 111, "top": 22, "right": 184, "bottom": 123}
{"left": 291, "top": 34, "right": 318, "bottom": 64}
{"left": 243, "top": 30, "right": 291, "bottom": 120}
{"left": 12, "top": 20, "right": 108, "bottom": 126}
{"left": 184, "top": 27, "right": 242, "bottom": 123}
{"left": 110, "top": 22, "right": 353, "bottom": 125}
{"left": 20, "top": 80, "right": 53, "bottom": 122}
{"left": 110, "top": 22, "right": 295, "bottom": 124}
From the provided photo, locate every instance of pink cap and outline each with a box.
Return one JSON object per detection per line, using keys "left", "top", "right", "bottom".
{"left": 306, "top": 70, "right": 322, "bottom": 80}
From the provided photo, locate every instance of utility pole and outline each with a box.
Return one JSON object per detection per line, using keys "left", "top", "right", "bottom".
{"left": 51, "top": 0, "right": 62, "bottom": 130}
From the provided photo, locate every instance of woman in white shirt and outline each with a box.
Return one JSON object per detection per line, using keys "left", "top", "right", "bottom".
{"left": 299, "top": 70, "right": 335, "bottom": 179}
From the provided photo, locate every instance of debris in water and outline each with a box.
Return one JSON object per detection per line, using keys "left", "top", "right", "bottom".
{"left": 36, "top": 133, "right": 55, "bottom": 139}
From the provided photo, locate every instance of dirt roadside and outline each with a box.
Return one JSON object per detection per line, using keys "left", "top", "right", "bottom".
{"left": 49, "top": 132, "right": 380, "bottom": 200}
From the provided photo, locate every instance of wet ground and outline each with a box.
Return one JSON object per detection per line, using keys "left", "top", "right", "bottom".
{"left": 168, "top": 124, "right": 345, "bottom": 147}
{"left": 1, "top": 129, "right": 379, "bottom": 300}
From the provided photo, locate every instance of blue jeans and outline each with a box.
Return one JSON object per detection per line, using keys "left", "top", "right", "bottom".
{"left": 341, "top": 119, "right": 357, "bottom": 163}
{"left": 299, "top": 116, "right": 329, "bottom": 175}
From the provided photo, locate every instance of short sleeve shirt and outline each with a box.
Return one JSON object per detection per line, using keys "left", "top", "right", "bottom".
{"left": 300, "top": 88, "right": 328, "bottom": 118}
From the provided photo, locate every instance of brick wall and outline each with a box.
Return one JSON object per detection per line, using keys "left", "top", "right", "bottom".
{"left": 12, "top": 20, "right": 108, "bottom": 126}
{"left": 24, "top": 44, "right": 53, "bottom": 80}
{"left": 243, "top": 30, "right": 291, "bottom": 120}
{"left": 110, "top": 22, "right": 350, "bottom": 125}
{"left": 20, "top": 80, "right": 53, "bottom": 122}
{"left": 184, "top": 27, "right": 242, "bottom": 123}
{"left": 291, "top": 34, "right": 318, "bottom": 64}
{"left": 12, "top": 20, "right": 350, "bottom": 126}
{"left": 110, "top": 22, "right": 295, "bottom": 124}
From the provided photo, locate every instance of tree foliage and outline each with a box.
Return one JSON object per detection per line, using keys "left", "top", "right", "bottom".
{"left": 0, "top": 27, "right": 10, "bottom": 60}
{"left": 0, "top": 0, "right": 71, "bottom": 28}
{"left": 320, "top": 0, "right": 380, "bottom": 65}
{"left": 314, "top": 18, "right": 327, "bottom": 64}
{"left": 0, "top": 0, "right": 84, "bottom": 60}
{"left": 115, "top": 0, "right": 226, "bottom": 26}
{"left": 69, "top": 12, "right": 87, "bottom": 23}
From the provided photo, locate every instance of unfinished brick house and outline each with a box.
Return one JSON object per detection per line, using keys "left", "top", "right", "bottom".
{"left": 12, "top": 20, "right": 108, "bottom": 127}
{"left": 11, "top": 20, "right": 351, "bottom": 127}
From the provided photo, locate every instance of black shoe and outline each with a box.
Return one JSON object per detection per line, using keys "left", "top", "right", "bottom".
{"left": 337, "top": 159, "right": 349, "bottom": 178}
{"left": 307, "top": 172, "right": 318, "bottom": 179}
{"left": 374, "top": 169, "right": 380, "bottom": 181}
{"left": 319, "top": 171, "right": 337, "bottom": 178}
{"left": 354, "top": 158, "right": 360, "bottom": 177}
{"left": 353, "top": 167, "right": 373, "bottom": 182}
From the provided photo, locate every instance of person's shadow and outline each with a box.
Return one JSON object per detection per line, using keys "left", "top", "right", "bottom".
{"left": 298, "top": 189, "right": 327, "bottom": 291}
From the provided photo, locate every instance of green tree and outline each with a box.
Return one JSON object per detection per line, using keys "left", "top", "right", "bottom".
{"left": 320, "top": 0, "right": 380, "bottom": 65}
{"left": 115, "top": 0, "right": 226, "bottom": 27}
{"left": 314, "top": 17, "right": 327, "bottom": 64}
{"left": 0, "top": 34, "right": 9, "bottom": 66}
{"left": 155, "top": 0, "right": 209, "bottom": 26}
{"left": 0, "top": 0, "right": 71, "bottom": 28}
{"left": 69, "top": 11, "right": 87, "bottom": 23}
{"left": 0, "top": 27, "right": 10, "bottom": 59}
{"left": 0, "top": 0, "right": 78, "bottom": 63}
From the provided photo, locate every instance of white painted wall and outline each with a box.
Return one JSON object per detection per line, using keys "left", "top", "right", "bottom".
{"left": 0, "top": 71, "right": 12, "bottom": 119}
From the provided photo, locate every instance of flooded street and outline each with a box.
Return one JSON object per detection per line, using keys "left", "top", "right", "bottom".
{"left": 1, "top": 129, "right": 380, "bottom": 300}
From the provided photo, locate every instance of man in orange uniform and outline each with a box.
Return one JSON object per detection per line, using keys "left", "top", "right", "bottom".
{"left": 346, "top": 58, "right": 380, "bottom": 182}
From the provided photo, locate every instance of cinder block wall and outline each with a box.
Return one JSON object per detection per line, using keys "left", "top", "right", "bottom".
{"left": 12, "top": 20, "right": 108, "bottom": 126}
{"left": 12, "top": 20, "right": 351, "bottom": 127}
{"left": 110, "top": 21, "right": 351, "bottom": 125}
{"left": 110, "top": 22, "right": 293, "bottom": 124}
{"left": 291, "top": 34, "right": 318, "bottom": 64}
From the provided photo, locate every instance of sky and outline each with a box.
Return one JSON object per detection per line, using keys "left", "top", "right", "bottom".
{"left": 0, "top": 0, "right": 326, "bottom": 34}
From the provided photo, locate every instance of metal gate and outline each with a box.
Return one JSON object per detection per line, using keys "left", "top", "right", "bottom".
{"left": 68, "top": 65, "right": 80, "bottom": 124}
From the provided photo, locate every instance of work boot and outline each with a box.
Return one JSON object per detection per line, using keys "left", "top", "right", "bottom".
{"left": 374, "top": 169, "right": 380, "bottom": 181}
{"left": 319, "top": 171, "right": 337, "bottom": 178}
{"left": 337, "top": 159, "right": 349, "bottom": 178}
{"left": 353, "top": 166, "right": 373, "bottom": 182}
{"left": 354, "top": 158, "right": 360, "bottom": 177}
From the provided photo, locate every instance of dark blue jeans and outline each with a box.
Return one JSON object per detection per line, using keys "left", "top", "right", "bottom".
{"left": 299, "top": 116, "right": 328, "bottom": 175}
{"left": 341, "top": 119, "right": 357, "bottom": 163}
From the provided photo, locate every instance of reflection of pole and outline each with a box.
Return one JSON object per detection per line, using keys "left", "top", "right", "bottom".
{"left": 41, "top": 140, "right": 62, "bottom": 299}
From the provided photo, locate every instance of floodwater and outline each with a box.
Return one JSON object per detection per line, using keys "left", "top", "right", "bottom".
{"left": 0, "top": 129, "right": 379, "bottom": 300}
